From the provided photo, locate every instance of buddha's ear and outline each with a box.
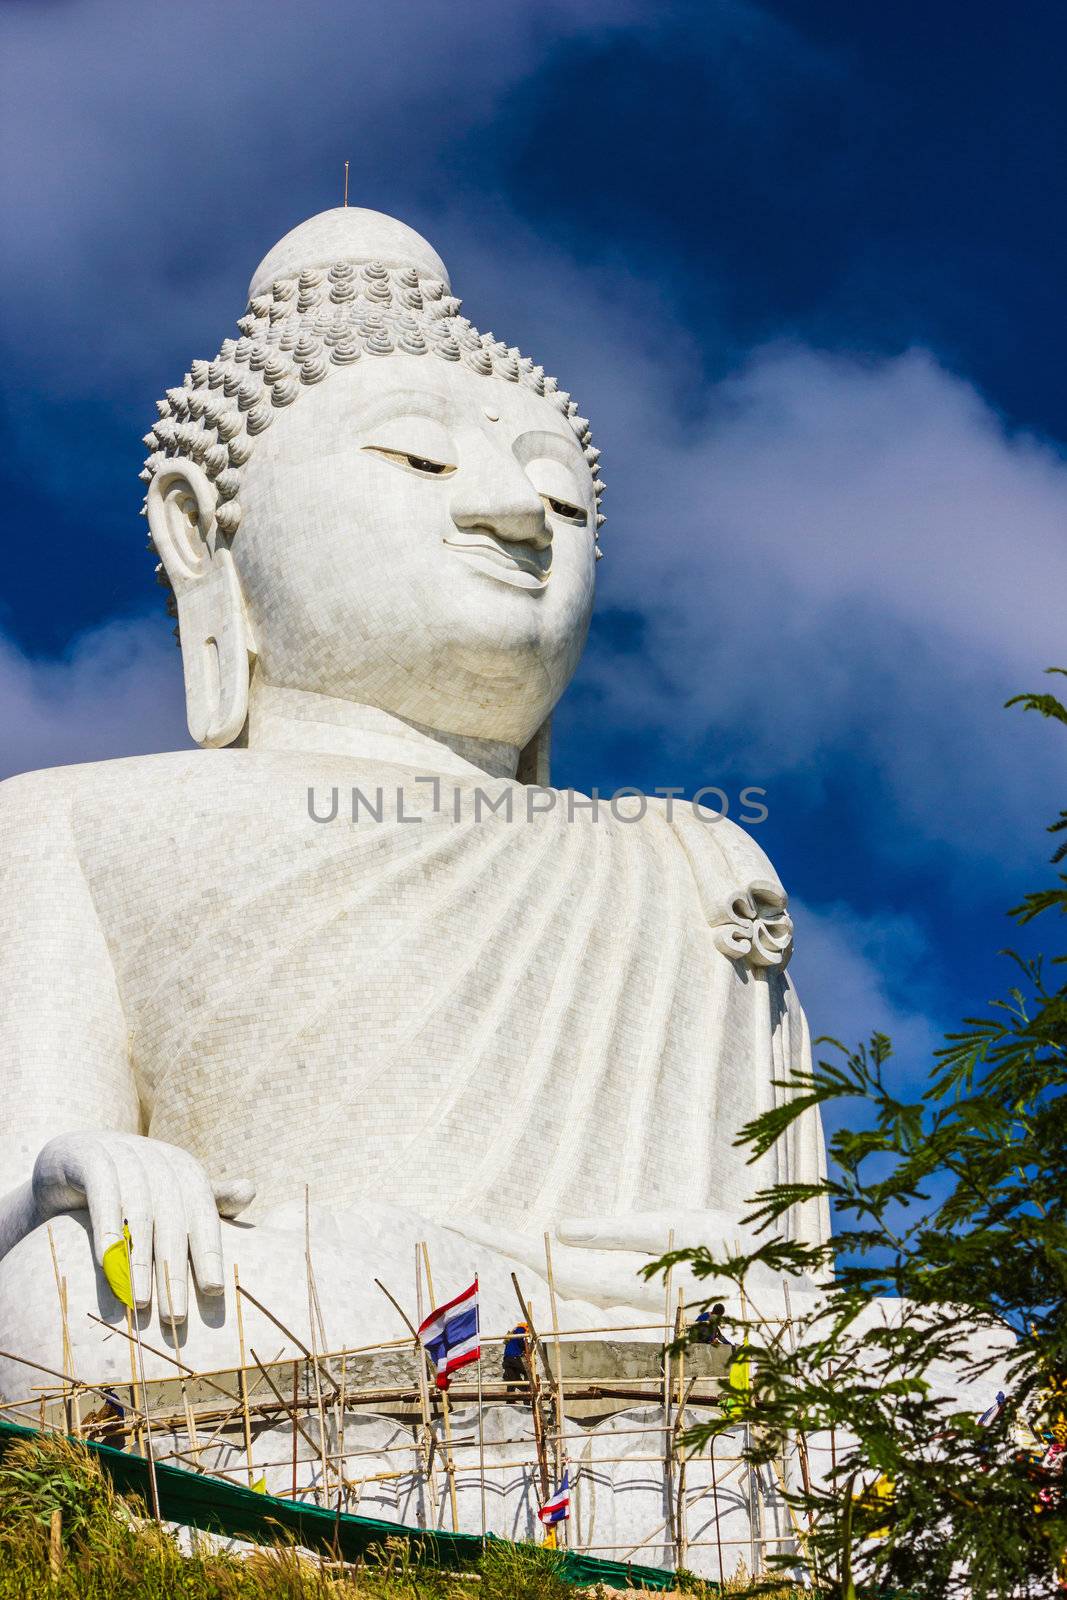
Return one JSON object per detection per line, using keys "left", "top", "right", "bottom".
{"left": 146, "top": 461, "right": 256, "bottom": 748}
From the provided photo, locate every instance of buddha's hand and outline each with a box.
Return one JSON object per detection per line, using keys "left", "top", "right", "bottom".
{"left": 32, "top": 1133, "right": 254, "bottom": 1320}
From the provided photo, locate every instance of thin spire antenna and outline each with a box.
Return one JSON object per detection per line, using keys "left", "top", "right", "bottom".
{"left": 343, "top": 160, "right": 349, "bottom": 208}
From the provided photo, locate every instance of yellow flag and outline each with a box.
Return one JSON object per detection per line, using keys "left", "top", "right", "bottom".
{"left": 251, "top": 1476, "right": 267, "bottom": 1495}
{"left": 543, "top": 1525, "right": 557, "bottom": 1548}
{"left": 865, "top": 1474, "right": 894, "bottom": 1539}
{"left": 720, "top": 1345, "right": 751, "bottom": 1419}
{"left": 872, "top": 1473, "right": 894, "bottom": 1539}
{"left": 728, "top": 1346, "right": 751, "bottom": 1396}
{"left": 102, "top": 1223, "right": 135, "bottom": 1310}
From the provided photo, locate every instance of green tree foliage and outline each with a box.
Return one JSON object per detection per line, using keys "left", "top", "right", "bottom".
{"left": 651, "top": 673, "right": 1067, "bottom": 1599}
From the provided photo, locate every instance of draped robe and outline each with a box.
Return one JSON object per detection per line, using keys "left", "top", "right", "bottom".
{"left": 44, "top": 748, "right": 828, "bottom": 1252}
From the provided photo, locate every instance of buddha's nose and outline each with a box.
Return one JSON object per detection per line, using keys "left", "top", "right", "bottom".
{"left": 449, "top": 440, "right": 552, "bottom": 550}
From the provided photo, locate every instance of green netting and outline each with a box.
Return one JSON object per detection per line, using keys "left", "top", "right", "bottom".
{"left": 0, "top": 1420, "right": 678, "bottom": 1591}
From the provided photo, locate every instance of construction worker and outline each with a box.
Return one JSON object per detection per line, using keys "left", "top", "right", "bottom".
{"left": 84, "top": 1387, "right": 128, "bottom": 1448}
{"left": 692, "top": 1302, "right": 731, "bottom": 1347}
{"left": 503, "top": 1321, "right": 529, "bottom": 1395}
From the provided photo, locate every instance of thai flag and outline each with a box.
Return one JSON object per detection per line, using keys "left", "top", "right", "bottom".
{"left": 539, "top": 1469, "right": 571, "bottom": 1525}
{"left": 417, "top": 1277, "right": 480, "bottom": 1390}
{"left": 977, "top": 1390, "right": 1007, "bottom": 1427}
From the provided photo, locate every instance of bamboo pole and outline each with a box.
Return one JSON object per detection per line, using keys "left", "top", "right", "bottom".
{"left": 137, "top": 1347, "right": 285, "bottom": 1466}
{"left": 782, "top": 1280, "right": 817, "bottom": 1583}
{"left": 420, "top": 1241, "right": 459, "bottom": 1533}
{"left": 337, "top": 1352, "right": 347, "bottom": 1503}
{"left": 376, "top": 1271, "right": 440, "bottom": 1529}
{"left": 674, "top": 1287, "right": 688, "bottom": 1570}
{"left": 155, "top": 1439, "right": 739, "bottom": 1477}
{"left": 710, "top": 1431, "right": 726, "bottom": 1584}
{"left": 163, "top": 1263, "right": 201, "bottom": 1471}
{"left": 662, "top": 1228, "right": 675, "bottom": 1566}
{"left": 46, "top": 1227, "right": 80, "bottom": 1438}
{"left": 476, "top": 1340, "right": 487, "bottom": 1542}
{"left": 0, "top": 1348, "right": 146, "bottom": 1423}
{"left": 233, "top": 1282, "right": 314, "bottom": 1362}
{"left": 291, "top": 1361, "right": 300, "bottom": 1500}
{"left": 304, "top": 1189, "right": 331, "bottom": 1504}
{"left": 232, "top": 1265, "right": 256, "bottom": 1487}
{"left": 737, "top": 1261, "right": 759, "bottom": 1575}
{"left": 124, "top": 1308, "right": 142, "bottom": 1452}
{"left": 543, "top": 1231, "right": 567, "bottom": 1542}
{"left": 233, "top": 1282, "right": 341, "bottom": 1403}
{"left": 248, "top": 1348, "right": 323, "bottom": 1459}
{"left": 509, "top": 1274, "right": 550, "bottom": 1510}
{"left": 85, "top": 1312, "right": 240, "bottom": 1402}
{"left": 121, "top": 1229, "right": 161, "bottom": 1525}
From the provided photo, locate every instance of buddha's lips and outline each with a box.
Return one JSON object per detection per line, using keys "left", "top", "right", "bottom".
{"left": 442, "top": 530, "right": 550, "bottom": 589}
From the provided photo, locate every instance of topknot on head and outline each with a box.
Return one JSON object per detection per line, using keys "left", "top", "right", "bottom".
{"left": 248, "top": 207, "right": 450, "bottom": 302}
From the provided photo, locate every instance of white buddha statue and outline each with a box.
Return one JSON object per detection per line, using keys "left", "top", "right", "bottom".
{"left": 0, "top": 209, "right": 827, "bottom": 1388}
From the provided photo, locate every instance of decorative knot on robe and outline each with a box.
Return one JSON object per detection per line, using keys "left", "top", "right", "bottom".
{"left": 708, "top": 882, "right": 794, "bottom": 969}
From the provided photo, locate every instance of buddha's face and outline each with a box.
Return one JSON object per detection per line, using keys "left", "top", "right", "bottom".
{"left": 234, "top": 356, "right": 597, "bottom": 749}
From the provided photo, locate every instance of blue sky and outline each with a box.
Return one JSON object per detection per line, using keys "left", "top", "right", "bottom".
{"left": 1, "top": 0, "right": 1064, "bottom": 1107}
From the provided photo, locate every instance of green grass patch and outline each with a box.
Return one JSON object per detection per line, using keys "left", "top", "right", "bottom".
{"left": 0, "top": 1430, "right": 803, "bottom": 1599}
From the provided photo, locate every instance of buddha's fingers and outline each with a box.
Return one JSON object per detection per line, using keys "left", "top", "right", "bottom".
{"left": 32, "top": 1134, "right": 127, "bottom": 1281}
{"left": 212, "top": 1177, "right": 255, "bottom": 1219}
{"left": 165, "top": 1147, "right": 227, "bottom": 1301}
{"left": 111, "top": 1147, "right": 153, "bottom": 1308}
{"left": 152, "top": 1172, "right": 190, "bottom": 1322}
{"left": 80, "top": 1154, "right": 127, "bottom": 1283}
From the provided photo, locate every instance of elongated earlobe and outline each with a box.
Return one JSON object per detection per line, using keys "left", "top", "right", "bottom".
{"left": 146, "top": 463, "right": 255, "bottom": 747}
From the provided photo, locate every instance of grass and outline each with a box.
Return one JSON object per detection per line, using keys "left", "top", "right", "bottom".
{"left": 0, "top": 1432, "right": 804, "bottom": 1599}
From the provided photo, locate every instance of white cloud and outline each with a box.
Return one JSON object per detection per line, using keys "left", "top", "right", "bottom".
{"left": 788, "top": 898, "right": 943, "bottom": 1079}
{"left": 556, "top": 338, "right": 1067, "bottom": 882}
{"left": 0, "top": 616, "right": 189, "bottom": 784}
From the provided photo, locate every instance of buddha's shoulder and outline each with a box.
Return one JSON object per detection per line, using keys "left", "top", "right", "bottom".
{"left": 0, "top": 749, "right": 335, "bottom": 842}
{"left": 642, "top": 797, "right": 785, "bottom": 897}
{"left": 640, "top": 799, "right": 793, "bottom": 966}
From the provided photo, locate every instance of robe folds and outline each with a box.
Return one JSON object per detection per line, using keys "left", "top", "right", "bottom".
{"left": 46, "top": 748, "right": 827, "bottom": 1252}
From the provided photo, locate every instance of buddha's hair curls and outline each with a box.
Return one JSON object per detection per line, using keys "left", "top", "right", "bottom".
{"left": 141, "top": 260, "right": 605, "bottom": 617}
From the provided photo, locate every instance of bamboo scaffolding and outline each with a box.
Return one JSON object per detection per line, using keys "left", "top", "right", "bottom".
{"left": 247, "top": 1349, "right": 322, "bottom": 1459}
{"left": 0, "top": 1348, "right": 156, "bottom": 1434}
{"left": 13, "top": 1263, "right": 812, "bottom": 1581}
{"left": 153, "top": 1348, "right": 287, "bottom": 1465}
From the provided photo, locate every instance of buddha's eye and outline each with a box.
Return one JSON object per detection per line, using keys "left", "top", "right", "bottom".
{"left": 541, "top": 494, "right": 587, "bottom": 525}
{"left": 362, "top": 445, "right": 457, "bottom": 478}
